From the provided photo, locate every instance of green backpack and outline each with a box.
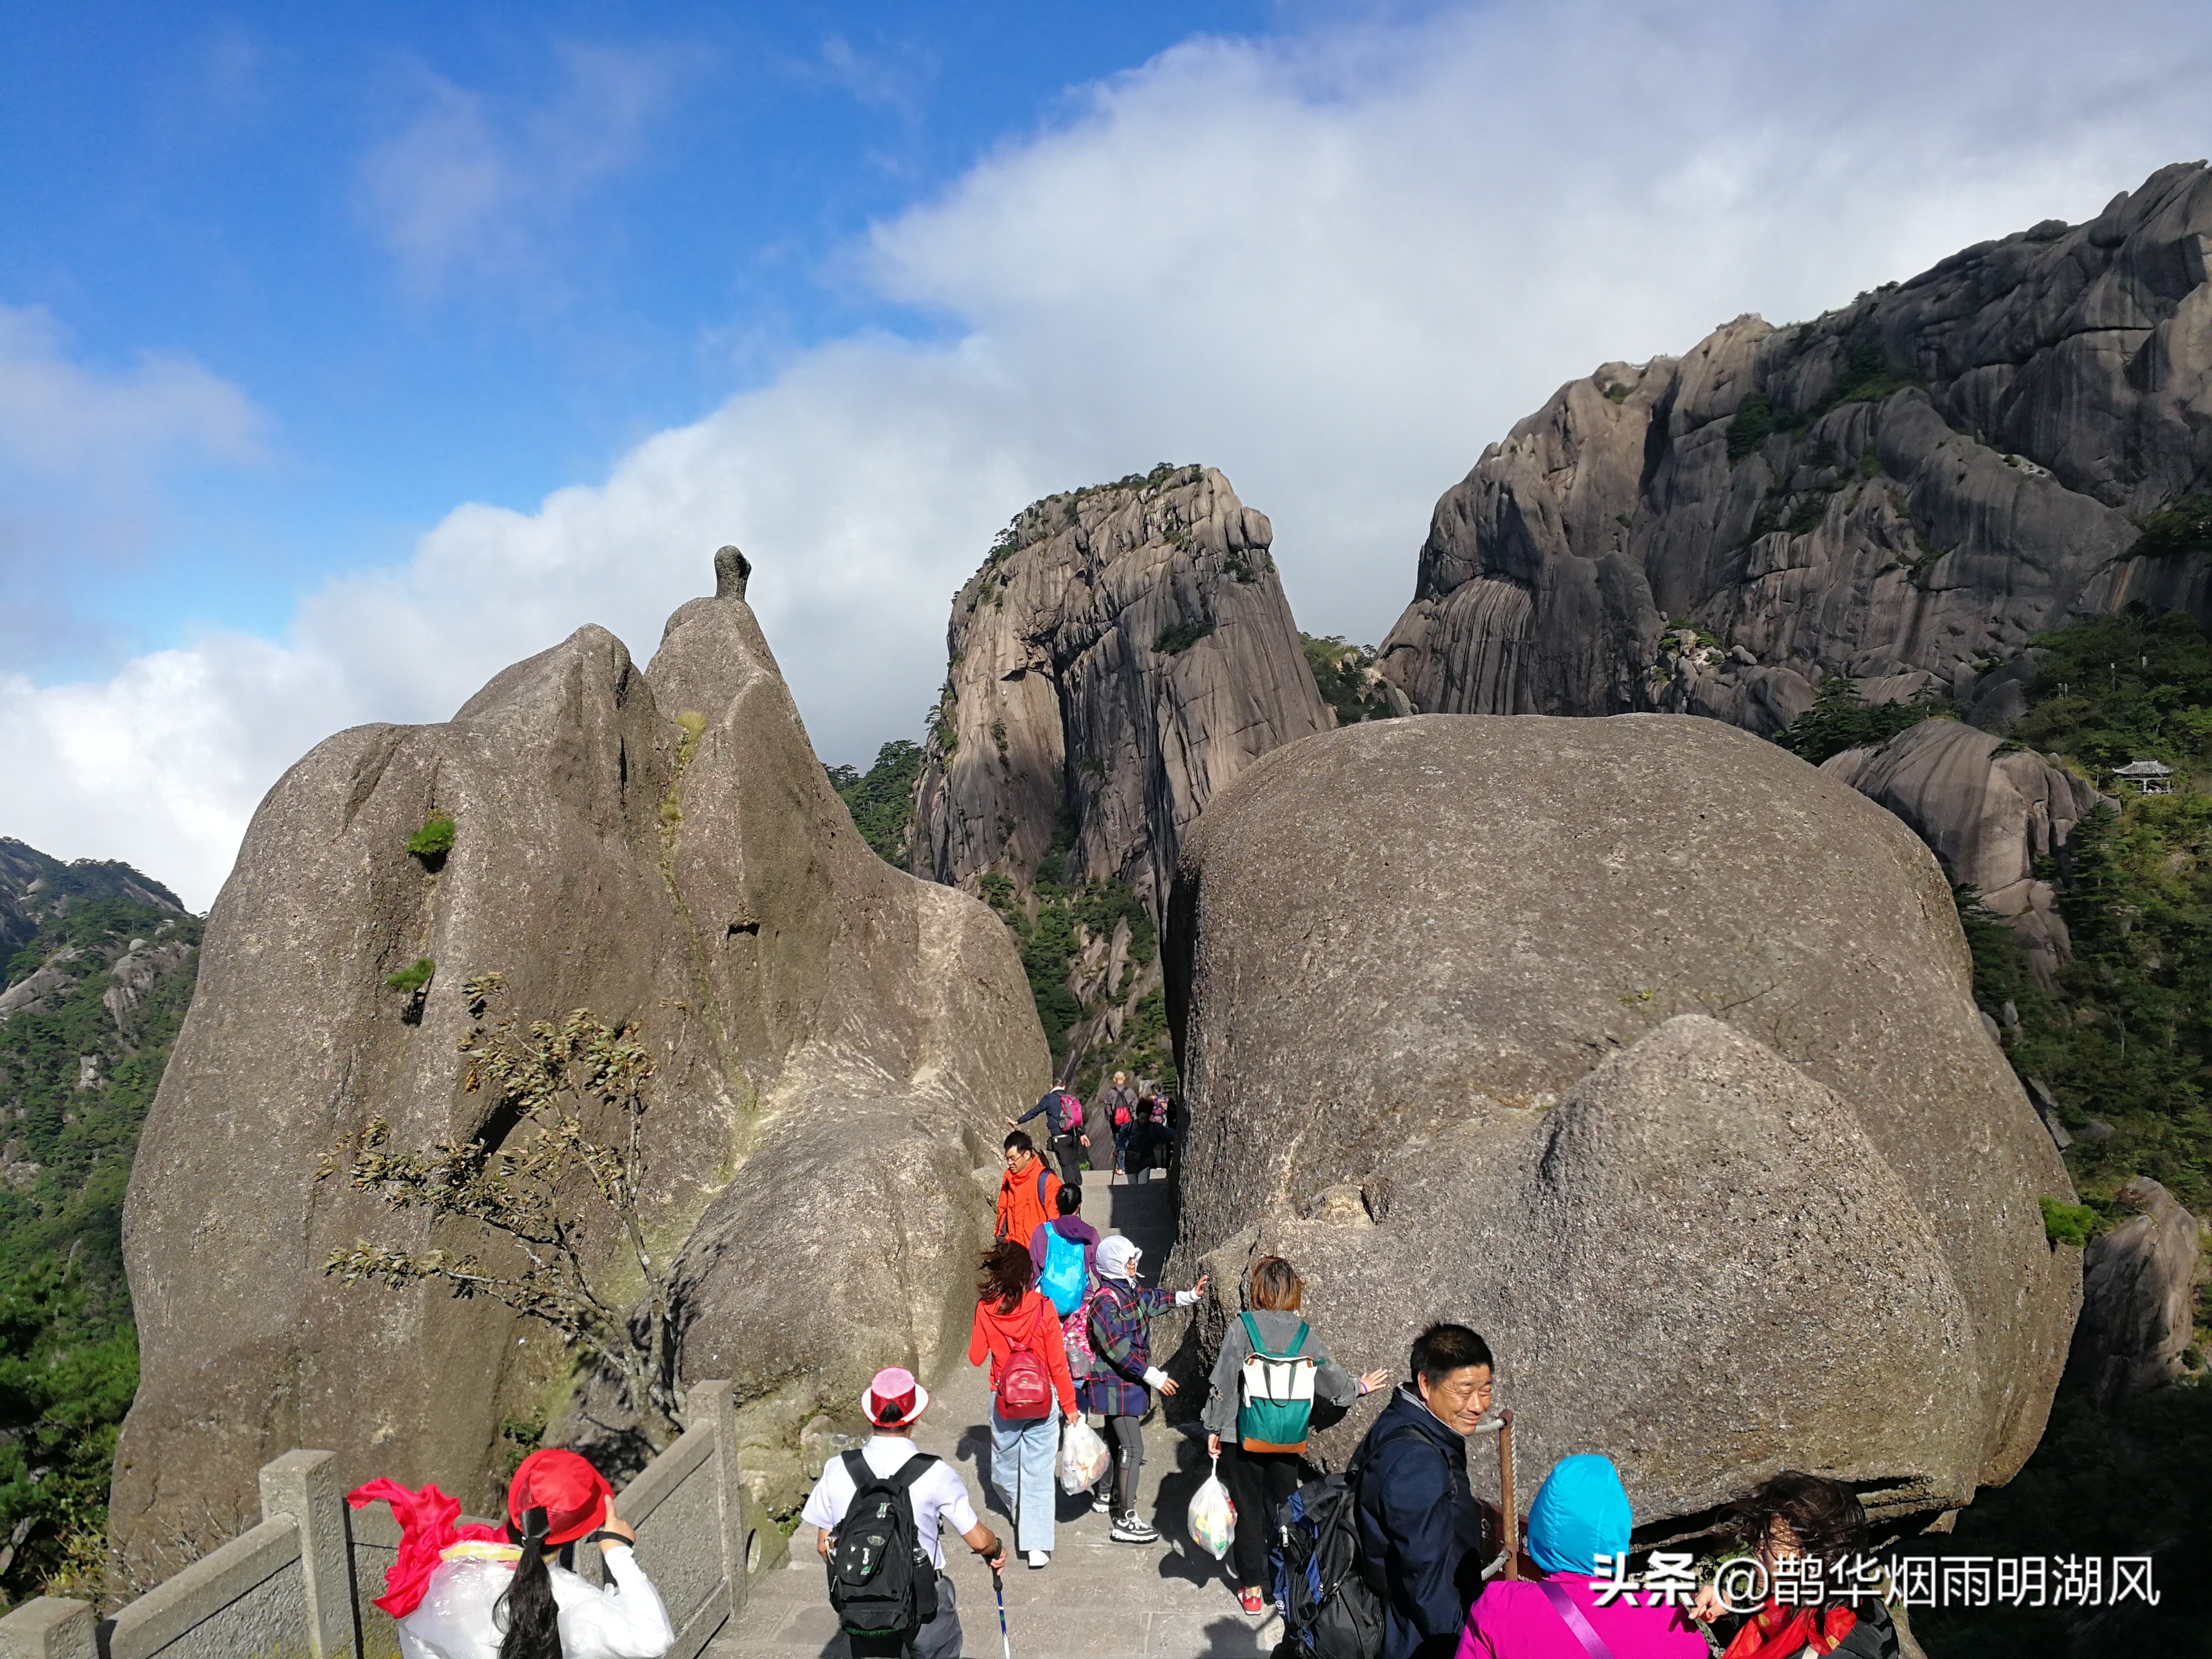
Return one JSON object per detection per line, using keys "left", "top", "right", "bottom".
{"left": 1236, "top": 1312, "right": 1318, "bottom": 1452}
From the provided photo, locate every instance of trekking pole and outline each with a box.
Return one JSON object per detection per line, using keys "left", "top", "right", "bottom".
{"left": 992, "top": 1561, "right": 1012, "bottom": 1659}
{"left": 1497, "top": 1408, "right": 1519, "bottom": 1580}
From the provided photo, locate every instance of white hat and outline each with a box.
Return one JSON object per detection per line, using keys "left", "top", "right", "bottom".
{"left": 1097, "top": 1235, "right": 1142, "bottom": 1282}
{"left": 862, "top": 1367, "right": 930, "bottom": 1428}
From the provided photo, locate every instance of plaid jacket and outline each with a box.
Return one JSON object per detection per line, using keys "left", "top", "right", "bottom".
{"left": 1079, "top": 1278, "right": 1177, "bottom": 1418}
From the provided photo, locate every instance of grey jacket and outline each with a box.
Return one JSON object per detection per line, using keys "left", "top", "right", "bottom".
{"left": 1202, "top": 1307, "right": 1360, "bottom": 1439}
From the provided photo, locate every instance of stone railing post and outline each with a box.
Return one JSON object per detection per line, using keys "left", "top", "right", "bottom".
{"left": 259, "top": 1449, "right": 358, "bottom": 1658}
{"left": 0, "top": 1597, "right": 95, "bottom": 1659}
{"left": 689, "top": 1378, "right": 754, "bottom": 1623}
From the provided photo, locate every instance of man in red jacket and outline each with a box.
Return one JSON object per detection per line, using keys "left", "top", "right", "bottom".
{"left": 995, "top": 1131, "right": 1061, "bottom": 1243}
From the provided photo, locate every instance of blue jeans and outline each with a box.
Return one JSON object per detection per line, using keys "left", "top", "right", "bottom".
{"left": 989, "top": 1407, "right": 1060, "bottom": 1553}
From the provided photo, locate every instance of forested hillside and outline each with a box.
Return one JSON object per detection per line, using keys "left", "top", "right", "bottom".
{"left": 1956, "top": 610, "right": 2212, "bottom": 1216}
{"left": 827, "top": 740, "right": 924, "bottom": 866}
{"left": 1901, "top": 612, "right": 2212, "bottom": 1657}
{"left": 0, "top": 842, "right": 200, "bottom": 1605}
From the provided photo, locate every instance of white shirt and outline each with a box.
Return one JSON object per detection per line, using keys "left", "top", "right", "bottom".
{"left": 801, "top": 1434, "right": 979, "bottom": 1570}
{"left": 394, "top": 1544, "right": 674, "bottom": 1659}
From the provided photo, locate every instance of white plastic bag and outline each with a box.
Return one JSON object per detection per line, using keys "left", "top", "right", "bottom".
{"left": 1059, "top": 1415, "right": 1112, "bottom": 1492}
{"left": 397, "top": 1555, "right": 512, "bottom": 1658}
{"left": 1187, "top": 1454, "right": 1238, "bottom": 1559}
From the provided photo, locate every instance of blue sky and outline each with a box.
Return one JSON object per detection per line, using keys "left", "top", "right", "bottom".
{"left": 4, "top": 0, "right": 2210, "bottom": 906}
{"left": 1, "top": 1, "right": 1277, "bottom": 676}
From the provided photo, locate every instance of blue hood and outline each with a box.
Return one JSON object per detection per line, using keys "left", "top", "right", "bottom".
{"left": 1526, "top": 1454, "right": 1632, "bottom": 1577}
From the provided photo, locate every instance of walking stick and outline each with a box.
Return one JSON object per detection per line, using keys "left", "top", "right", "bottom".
{"left": 992, "top": 1561, "right": 1012, "bottom": 1659}
{"left": 1497, "top": 1408, "right": 1519, "bottom": 1580}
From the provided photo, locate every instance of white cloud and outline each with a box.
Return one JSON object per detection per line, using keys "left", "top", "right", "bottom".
{"left": 10, "top": 0, "right": 2212, "bottom": 908}
{"left": 0, "top": 303, "right": 264, "bottom": 476}
{"left": 0, "top": 303, "right": 268, "bottom": 677}
{"left": 357, "top": 42, "right": 687, "bottom": 293}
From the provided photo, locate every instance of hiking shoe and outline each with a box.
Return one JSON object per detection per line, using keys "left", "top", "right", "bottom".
{"left": 1026, "top": 1549, "right": 1050, "bottom": 1569}
{"left": 1239, "top": 1588, "right": 1267, "bottom": 1617}
{"left": 1110, "top": 1513, "right": 1160, "bottom": 1544}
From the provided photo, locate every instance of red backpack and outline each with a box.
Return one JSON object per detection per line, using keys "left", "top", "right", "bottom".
{"left": 994, "top": 1297, "right": 1057, "bottom": 1420}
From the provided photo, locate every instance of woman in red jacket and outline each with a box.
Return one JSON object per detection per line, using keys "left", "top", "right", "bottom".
{"left": 968, "top": 1239, "right": 1078, "bottom": 1569}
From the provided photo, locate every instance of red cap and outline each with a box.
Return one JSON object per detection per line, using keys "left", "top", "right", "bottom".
{"left": 507, "top": 1449, "right": 613, "bottom": 1547}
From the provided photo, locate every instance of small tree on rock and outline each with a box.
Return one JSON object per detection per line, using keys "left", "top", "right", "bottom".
{"left": 319, "top": 973, "right": 682, "bottom": 1448}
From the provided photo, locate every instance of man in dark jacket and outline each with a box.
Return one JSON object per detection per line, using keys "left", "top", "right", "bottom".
{"left": 1007, "top": 1086, "right": 1089, "bottom": 1189}
{"left": 1093, "top": 1071, "right": 1138, "bottom": 1181}
{"left": 1355, "top": 1323, "right": 1496, "bottom": 1659}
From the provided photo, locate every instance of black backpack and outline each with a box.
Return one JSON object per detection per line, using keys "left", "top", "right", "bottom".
{"left": 1270, "top": 1426, "right": 1422, "bottom": 1659}
{"left": 826, "top": 1451, "right": 939, "bottom": 1638}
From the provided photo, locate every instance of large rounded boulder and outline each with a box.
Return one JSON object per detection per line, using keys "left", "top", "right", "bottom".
{"left": 1166, "top": 714, "right": 2078, "bottom": 1524}
{"left": 114, "top": 554, "right": 1047, "bottom": 1576}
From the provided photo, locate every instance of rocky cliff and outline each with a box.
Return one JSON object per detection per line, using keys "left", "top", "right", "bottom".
{"left": 1, "top": 839, "right": 184, "bottom": 963}
{"left": 114, "top": 549, "right": 1047, "bottom": 1575}
{"left": 1, "top": 841, "right": 198, "bottom": 1602}
{"left": 2067, "top": 1176, "right": 2205, "bottom": 1409}
{"left": 910, "top": 464, "right": 1328, "bottom": 1081}
{"left": 1379, "top": 161, "right": 2212, "bottom": 731}
{"left": 1166, "top": 716, "right": 2079, "bottom": 1526}
{"left": 1, "top": 838, "right": 193, "bottom": 1239}
{"left": 1819, "top": 720, "right": 2102, "bottom": 984}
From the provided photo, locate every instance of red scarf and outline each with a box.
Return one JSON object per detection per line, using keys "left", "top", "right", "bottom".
{"left": 346, "top": 1478, "right": 507, "bottom": 1618}
{"left": 1720, "top": 1599, "right": 1857, "bottom": 1659}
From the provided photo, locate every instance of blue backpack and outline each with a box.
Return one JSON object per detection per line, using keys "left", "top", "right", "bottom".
{"left": 1271, "top": 1425, "right": 1422, "bottom": 1659}
{"left": 1039, "top": 1226, "right": 1087, "bottom": 1316}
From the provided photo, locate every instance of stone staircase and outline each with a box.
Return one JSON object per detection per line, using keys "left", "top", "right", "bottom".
{"left": 706, "top": 1167, "right": 1275, "bottom": 1659}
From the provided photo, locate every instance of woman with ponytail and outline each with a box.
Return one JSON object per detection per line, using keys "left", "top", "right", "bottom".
{"left": 350, "top": 1448, "right": 674, "bottom": 1659}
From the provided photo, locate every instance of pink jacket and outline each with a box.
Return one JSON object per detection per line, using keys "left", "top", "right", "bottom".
{"left": 1457, "top": 1574, "right": 1706, "bottom": 1659}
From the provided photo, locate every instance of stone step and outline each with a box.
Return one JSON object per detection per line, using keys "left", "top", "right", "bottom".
{"left": 726, "top": 1158, "right": 1231, "bottom": 1653}
{"left": 714, "top": 1544, "right": 1281, "bottom": 1657}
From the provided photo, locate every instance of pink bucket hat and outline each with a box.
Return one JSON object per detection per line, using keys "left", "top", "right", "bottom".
{"left": 862, "top": 1366, "right": 931, "bottom": 1429}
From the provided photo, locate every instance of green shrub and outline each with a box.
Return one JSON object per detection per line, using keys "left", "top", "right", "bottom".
{"left": 1818, "top": 333, "right": 1924, "bottom": 413}
{"left": 384, "top": 958, "right": 435, "bottom": 995}
{"left": 1020, "top": 903, "right": 1081, "bottom": 1048}
{"left": 929, "top": 686, "right": 959, "bottom": 756}
{"left": 406, "top": 814, "right": 455, "bottom": 860}
{"left": 0, "top": 1264, "right": 138, "bottom": 1603}
{"left": 1729, "top": 339, "right": 1924, "bottom": 465}
{"left": 2130, "top": 496, "right": 2212, "bottom": 561}
{"left": 2038, "top": 1196, "right": 2100, "bottom": 1248}
{"left": 1300, "top": 634, "right": 1397, "bottom": 725}
{"left": 1771, "top": 678, "right": 1945, "bottom": 765}
{"left": 1154, "top": 619, "right": 1214, "bottom": 656}
{"left": 1783, "top": 491, "right": 1831, "bottom": 535}
{"left": 827, "top": 739, "right": 925, "bottom": 866}
{"left": 1725, "top": 392, "right": 1777, "bottom": 461}
{"left": 978, "top": 872, "right": 1021, "bottom": 923}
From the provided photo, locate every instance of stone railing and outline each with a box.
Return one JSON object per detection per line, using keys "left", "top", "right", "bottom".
{"left": 0, "top": 1380, "right": 784, "bottom": 1659}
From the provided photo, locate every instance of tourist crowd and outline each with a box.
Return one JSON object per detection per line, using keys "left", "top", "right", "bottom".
{"left": 350, "top": 1104, "right": 1904, "bottom": 1659}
